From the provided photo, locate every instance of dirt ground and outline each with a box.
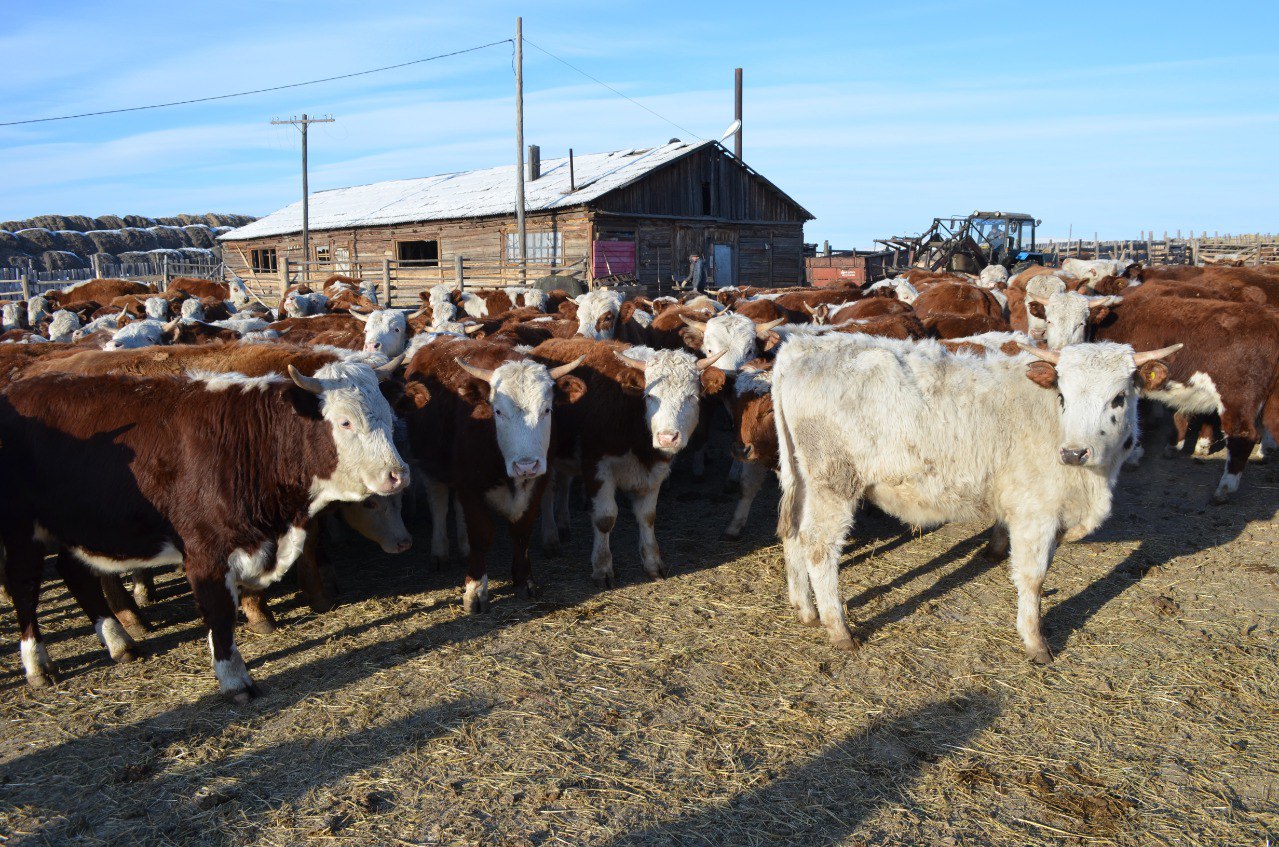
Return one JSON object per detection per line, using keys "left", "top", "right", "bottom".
{"left": 0, "top": 420, "right": 1276, "bottom": 846}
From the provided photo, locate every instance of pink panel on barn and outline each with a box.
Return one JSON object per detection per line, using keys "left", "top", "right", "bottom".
{"left": 593, "top": 240, "right": 636, "bottom": 276}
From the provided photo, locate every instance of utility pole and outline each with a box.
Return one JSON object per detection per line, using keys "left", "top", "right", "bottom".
{"left": 271, "top": 113, "right": 334, "bottom": 274}
{"left": 733, "top": 68, "right": 743, "bottom": 160}
{"left": 514, "top": 17, "right": 527, "bottom": 284}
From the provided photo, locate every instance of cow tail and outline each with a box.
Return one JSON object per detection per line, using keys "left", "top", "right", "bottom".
{"left": 773, "top": 366, "right": 802, "bottom": 541}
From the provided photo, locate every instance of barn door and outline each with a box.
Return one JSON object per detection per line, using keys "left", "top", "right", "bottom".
{"left": 333, "top": 246, "right": 351, "bottom": 274}
{"left": 713, "top": 243, "right": 734, "bottom": 288}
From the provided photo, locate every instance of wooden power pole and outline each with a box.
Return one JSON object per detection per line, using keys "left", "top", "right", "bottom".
{"left": 514, "top": 17, "right": 527, "bottom": 284}
{"left": 271, "top": 113, "right": 334, "bottom": 271}
{"left": 734, "top": 67, "right": 743, "bottom": 160}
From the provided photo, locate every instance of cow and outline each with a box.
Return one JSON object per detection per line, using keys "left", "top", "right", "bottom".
{"left": 772, "top": 333, "right": 1181, "bottom": 660}
{"left": 723, "top": 364, "right": 778, "bottom": 541}
{"left": 1061, "top": 258, "right": 1140, "bottom": 284}
{"left": 979, "top": 265, "right": 1010, "bottom": 288}
{"left": 1089, "top": 295, "right": 1279, "bottom": 501}
{"left": 46, "top": 310, "right": 82, "bottom": 343}
{"left": 0, "top": 359, "right": 408, "bottom": 700}
{"left": 685, "top": 312, "right": 785, "bottom": 372}
{"left": 103, "top": 318, "right": 170, "bottom": 350}
{"left": 399, "top": 338, "right": 584, "bottom": 611}
{"left": 52, "top": 278, "right": 152, "bottom": 307}
{"left": 349, "top": 308, "right": 410, "bottom": 357}
{"left": 532, "top": 338, "right": 723, "bottom": 586}
{"left": 865, "top": 277, "right": 920, "bottom": 304}
{"left": 27, "top": 296, "right": 52, "bottom": 328}
{"left": 2, "top": 302, "right": 27, "bottom": 332}
{"left": 169, "top": 276, "right": 231, "bottom": 301}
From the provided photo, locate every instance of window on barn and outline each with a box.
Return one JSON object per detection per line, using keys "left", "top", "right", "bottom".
{"left": 397, "top": 240, "right": 439, "bottom": 266}
{"left": 505, "top": 231, "right": 562, "bottom": 263}
{"left": 250, "top": 248, "right": 278, "bottom": 273}
{"left": 315, "top": 245, "right": 330, "bottom": 263}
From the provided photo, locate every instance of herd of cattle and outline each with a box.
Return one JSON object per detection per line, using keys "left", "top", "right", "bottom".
{"left": 0, "top": 257, "right": 1275, "bottom": 703}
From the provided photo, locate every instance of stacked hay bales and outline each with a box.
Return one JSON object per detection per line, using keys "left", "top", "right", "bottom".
{"left": 0, "top": 213, "right": 255, "bottom": 271}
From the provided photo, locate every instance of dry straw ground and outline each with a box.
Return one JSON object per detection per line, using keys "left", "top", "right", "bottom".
{"left": 0, "top": 423, "right": 1276, "bottom": 845}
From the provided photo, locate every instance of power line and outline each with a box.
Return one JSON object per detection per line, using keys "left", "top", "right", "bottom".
{"left": 0, "top": 39, "right": 513, "bottom": 127}
{"left": 521, "top": 38, "right": 705, "bottom": 140}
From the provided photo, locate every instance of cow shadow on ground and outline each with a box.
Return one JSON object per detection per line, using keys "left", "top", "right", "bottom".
{"left": 605, "top": 690, "right": 998, "bottom": 847}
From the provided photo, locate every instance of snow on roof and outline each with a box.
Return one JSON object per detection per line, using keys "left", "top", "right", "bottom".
{"left": 222, "top": 140, "right": 715, "bottom": 242}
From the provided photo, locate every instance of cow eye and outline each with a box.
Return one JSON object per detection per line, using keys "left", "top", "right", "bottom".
{"left": 494, "top": 408, "right": 503, "bottom": 416}
{"left": 340, "top": 420, "right": 353, "bottom": 429}
{"left": 1111, "top": 393, "right": 1125, "bottom": 408}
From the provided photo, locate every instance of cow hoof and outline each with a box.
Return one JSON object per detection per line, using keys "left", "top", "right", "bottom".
{"left": 123, "top": 623, "right": 151, "bottom": 640}
{"left": 1162, "top": 445, "right": 1179, "bottom": 459}
{"left": 797, "top": 609, "right": 820, "bottom": 627}
{"left": 720, "top": 531, "right": 741, "bottom": 542}
{"left": 26, "top": 670, "right": 58, "bottom": 689}
{"left": 1026, "top": 644, "right": 1055, "bottom": 665}
{"left": 646, "top": 567, "right": 666, "bottom": 581}
{"left": 981, "top": 542, "right": 1008, "bottom": 562}
{"left": 229, "top": 683, "right": 262, "bottom": 705}
{"left": 462, "top": 595, "right": 490, "bottom": 614}
{"left": 830, "top": 631, "right": 863, "bottom": 653}
{"left": 593, "top": 574, "right": 616, "bottom": 590}
{"left": 113, "top": 646, "right": 142, "bottom": 665}
{"left": 515, "top": 581, "right": 541, "bottom": 600}
{"left": 305, "top": 596, "right": 335, "bottom": 614}
{"left": 1210, "top": 489, "right": 1231, "bottom": 505}
{"left": 430, "top": 555, "right": 449, "bottom": 572}
{"left": 246, "top": 618, "right": 278, "bottom": 636}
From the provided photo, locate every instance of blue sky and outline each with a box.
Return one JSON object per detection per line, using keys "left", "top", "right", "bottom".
{"left": 2, "top": 0, "right": 1276, "bottom": 247}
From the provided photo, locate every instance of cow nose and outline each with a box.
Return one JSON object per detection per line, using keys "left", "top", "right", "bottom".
{"left": 394, "top": 538, "right": 413, "bottom": 554}
{"left": 656, "top": 431, "right": 680, "bottom": 448}
{"left": 382, "top": 467, "right": 409, "bottom": 493}
{"left": 1060, "top": 447, "right": 1091, "bottom": 466}
{"left": 512, "top": 458, "right": 542, "bottom": 477}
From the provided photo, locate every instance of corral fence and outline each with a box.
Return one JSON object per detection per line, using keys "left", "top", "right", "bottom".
{"left": 0, "top": 258, "right": 224, "bottom": 302}
{"left": 240, "top": 256, "right": 596, "bottom": 309}
{"left": 1038, "top": 231, "right": 1279, "bottom": 267}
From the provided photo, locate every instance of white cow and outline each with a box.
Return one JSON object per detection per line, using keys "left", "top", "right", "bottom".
{"left": 865, "top": 277, "right": 920, "bottom": 304}
{"left": 2, "top": 302, "right": 25, "bottom": 332}
{"left": 180, "top": 298, "right": 206, "bottom": 322}
{"left": 46, "top": 310, "right": 82, "bottom": 343}
{"left": 684, "top": 312, "right": 783, "bottom": 373}
{"left": 143, "top": 297, "right": 170, "bottom": 321}
{"left": 978, "top": 265, "right": 1010, "bottom": 288}
{"left": 27, "top": 296, "right": 52, "bottom": 328}
{"left": 1062, "top": 258, "right": 1138, "bottom": 284}
{"left": 772, "top": 333, "right": 1181, "bottom": 662}
{"left": 574, "top": 289, "right": 625, "bottom": 340}
{"left": 104, "top": 319, "right": 168, "bottom": 350}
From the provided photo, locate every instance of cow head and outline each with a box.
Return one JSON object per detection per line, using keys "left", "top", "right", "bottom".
{"left": 690, "top": 313, "right": 785, "bottom": 373}
{"left": 46, "top": 309, "right": 81, "bottom": 343}
{"left": 1023, "top": 275, "right": 1068, "bottom": 341}
{"left": 336, "top": 493, "right": 412, "bottom": 554}
{"left": 352, "top": 308, "right": 408, "bottom": 357}
{"left": 289, "top": 359, "right": 409, "bottom": 503}
{"left": 27, "top": 296, "right": 52, "bottom": 327}
{"left": 730, "top": 365, "right": 777, "bottom": 465}
{"left": 615, "top": 348, "right": 725, "bottom": 454}
{"left": 103, "top": 319, "right": 168, "bottom": 350}
{"left": 1038, "top": 291, "right": 1123, "bottom": 350}
{"left": 432, "top": 301, "right": 458, "bottom": 327}
{"left": 144, "top": 297, "right": 169, "bottom": 321}
{"left": 575, "top": 290, "right": 624, "bottom": 340}
{"left": 455, "top": 355, "right": 585, "bottom": 479}
{"left": 1020, "top": 342, "right": 1182, "bottom": 468}
{"left": 180, "top": 298, "right": 206, "bottom": 322}
{"left": 2, "top": 302, "right": 26, "bottom": 332}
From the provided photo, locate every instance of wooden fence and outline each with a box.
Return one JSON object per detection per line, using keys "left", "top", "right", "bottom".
{"left": 1038, "top": 232, "right": 1279, "bottom": 267}
{"left": 0, "top": 260, "right": 224, "bottom": 302}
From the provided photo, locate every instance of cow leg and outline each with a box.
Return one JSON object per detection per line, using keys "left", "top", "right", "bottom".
{"left": 1214, "top": 405, "right": 1258, "bottom": 503}
{"left": 3, "top": 535, "right": 58, "bottom": 687}
{"left": 798, "top": 482, "right": 860, "bottom": 651}
{"left": 101, "top": 574, "right": 153, "bottom": 638}
{"left": 539, "top": 477, "right": 561, "bottom": 555}
{"left": 1166, "top": 412, "right": 1193, "bottom": 458}
{"left": 294, "top": 523, "right": 335, "bottom": 614}
{"left": 982, "top": 522, "right": 1010, "bottom": 561}
{"left": 131, "top": 570, "right": 156, "bottom": 607}
{"left": 1194, "top": 418, "right": 1217, "bottom": 456}
{"left": 722, "top": 461, "right": 767, "bottom": 541}
{"left": 454, "top": 495, "right": 471, "bottom": 559}
{"left": 585, "top": 469, "right": 618, "bottom": 588}
{"left": 424, "top": 479, "right": 451, "bottom": 569}
{"left": 1258, "top": 425, "right": 1277, "bottom": 464}
{"left": 456, "top": 491, "right": 492, "bottom": 613}
{"left": 723, "top": 458, "right": 743, "bottom": 495}
{"left": 777, "top": 474, "right": 816, "bottom": 625}
{"left": 188, "top": 565, "right": 259, "bottom": 703}
{"left": 689, "top": 447, "right": 706, "bottom": 482}
{"left": 239, "top": 590, "right": 278, "bottom": 635}
{"left": 54, "top": 551, "right": 138, "bottom": 664}
{"left": 510, "top": 487, "right": 544, "bottom": 599}
{"left": 553, "top": 471, "right": 572, "bottom": 542}
{"left": 1008, "top": 519, "right": 1057, "bottom": 664}
{"left": 631, "top": 484, "right": 665, "bottom": 579}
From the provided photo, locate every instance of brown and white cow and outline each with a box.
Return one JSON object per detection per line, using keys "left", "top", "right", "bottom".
{"left": 0, "top": 360, "right": 407, "bottom": 701}
{"left": 399, "top": 338, "right": 584, "bottom": 611}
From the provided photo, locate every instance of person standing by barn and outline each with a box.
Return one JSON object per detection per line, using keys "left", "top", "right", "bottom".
{"left": 677, "top": 251, "right": 709, "bottom": 293}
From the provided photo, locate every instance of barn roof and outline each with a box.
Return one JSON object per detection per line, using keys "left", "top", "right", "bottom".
{"left": 221, "top": 140, "right": 808, "bottom": 241}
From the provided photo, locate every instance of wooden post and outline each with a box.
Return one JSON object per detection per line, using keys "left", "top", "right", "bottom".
{"left": 514, "top": 17, "right": 527, "bottom": 286}
{"left": 382, "top": 258, "right": 391, "bottom": 306}
{"left": 162, "top": 254, "right": 170, "bottom": 290}
{"left": 280, "top": 256, "right": 291, "bottom": 296}
{"left": 20, "top": 274, "right": 30, "bottom": 301}
{"left": 455, "top": 254, "right": 465, "bottom": 290}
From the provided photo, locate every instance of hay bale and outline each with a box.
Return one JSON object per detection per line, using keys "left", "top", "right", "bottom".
{"left": 145, "top": 249, "right": 184, "bottom": 262}
{"left": 39, "top": 250, "right": 87, "bottom": 271}
{"left": 177, "top": 247, "right": 216, "bottom": 262}
{"left": 206, "top": 213, "right": 256, "bottom": 228}
{"left": 116, "top": 228, "right": 159, "bottom": 252}
{"left": 148, "top": 225, "right": 187, "bottom": 250}
{"left": 116, "top": 251, "right": 152, "bottom": 263}
{"left": 121, "top": 215, "right": 155, "bottom": 228}
{"left": 0, "top": 220, "right": 25, "bottom": 232}
{"left": 54, "top": 230, "right": 96, "bottom": 255}
{"left": 2, "top": 252, "right": 33, "bottom": 268}
{"left": 27, "top": 214, "right": 88, "bottom": 232}
{"left": 181, "top": 225, "right": 216, "bottom": 248}
{"left": 14, "top": 228, "right": 65, "bottom": 254}
{"left": 154, "top": 216, "right": 184, "bottom": 226}
{"left": 86, "top": 230, "right": 129, "bottom": 255}
{"left": 93, "top": 215, "right": 126, "bottom": 230}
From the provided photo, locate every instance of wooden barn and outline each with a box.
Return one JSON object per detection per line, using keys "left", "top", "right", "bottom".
{"left": 219, "top": 139, "right": 812, "bottom": 300}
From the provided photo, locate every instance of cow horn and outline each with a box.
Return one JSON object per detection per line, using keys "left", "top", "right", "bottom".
{"left": 349, "top": 309, "right": 371, "bottom": 322}
{"left": 374, "top": 354, "right": 405, "bottom": 381}
{"left": 1132, "top": 343, "right": 1183, "bottom": 366}
{"left": 288, "top": 364, "right": 324, "bottom": 394}
{"left": 679, "top": 315, "right": 708, "bottom": 333}
{"left": 548, "top": 354, "right": 586, "bottom": 380}
{"left": 162, "top": 319, "right": 181, "bottom": 333}
{"left": 614, "top": 351, "right": 647, "bottom": 373}
{"left": 802, "top": 302, "right": 818, "bottom": 315}
{"left": 408, "top": 306, "right": 431, "bottom": 319}
{"left": 1087, "top": 295, "right": 1123, "bottom": 308}
{"left": 463, "top": 323, "right": 484, "bottom": 335}
{"left": 696, "top": 350, "right": 726, "bottom": 371}
{"left": 1017, "top": 343, "right": 1060, "bottom": 364}
{"left": 455, "top": 357, "right": 496, "bottom": 383}
{"left": 754, "top": 317, "right": 786, "bottom": 339}
{"left": 1027, "top": 293, "right": 1050, "bottom": 305}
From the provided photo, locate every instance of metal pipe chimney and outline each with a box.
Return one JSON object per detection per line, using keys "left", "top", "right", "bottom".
{"left": 528, "top": 144, "right": 541, "bottom": 181}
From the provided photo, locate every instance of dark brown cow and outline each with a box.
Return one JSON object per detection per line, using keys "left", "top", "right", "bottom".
{"left": 827, "top": 296, "right": 914, "bottom": 323}
{"left": 0, "top": 359, "right": 407, "bottom": 700}
{"left": 912, "top": 282, "right": 1004, "bottom": 320}
{"left": 532, "top": 338, "right": 723, "bottom": 586}
{"left": 1091, "top": 296, "right": 1279, "bottom": 501}
{"left": 399, "top": 338, "right": 584, "bottom": 611}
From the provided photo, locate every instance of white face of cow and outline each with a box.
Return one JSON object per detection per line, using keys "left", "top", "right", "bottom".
{"left": 104, "top": 319, "right": 166, "bottom": 350}
{"left": 701, "top": 314, "right": 758, "bottom": 372}
{"left": 28, "top": 296, "right": 51, "bottom": 327}
{"left": 482, "top": 360, "right": 558, "bottom": 479}
{"left": 2, "top": 302, "right": 22, "bottom": 331}
{"left": 357, "top": 309, "right": 407, "bottom": 357}
{"left": 1024, "top": 276, "right": 1067, "bottom": 340}
{"left": 1042, "top": 291, "right": 1089, "bottom": 350}
{"left": 292, "top": 360, "right": 409, "bottom": 503}
{"left": 576, "top": 290, "right": 624, "bottom": 340}
{"left": 336, "top": 493, "right": 412, "bottom": 554}
{"left": 619, "top": 349, "right": 709, "bottom": 455}
{"left": 1023, "top": 342, "right": 1180, "bottom": 469}
{"left": 432, "top": 301, "right": 457, "bottom": 327}
{"left": 181, "top": 298, "right": 205, "bottom": 321}
{"left": 144, "top": 297, "right": 169, "bottom": 320}
{"left": 47, "top": 310, "right": 81, "bottom": 343}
